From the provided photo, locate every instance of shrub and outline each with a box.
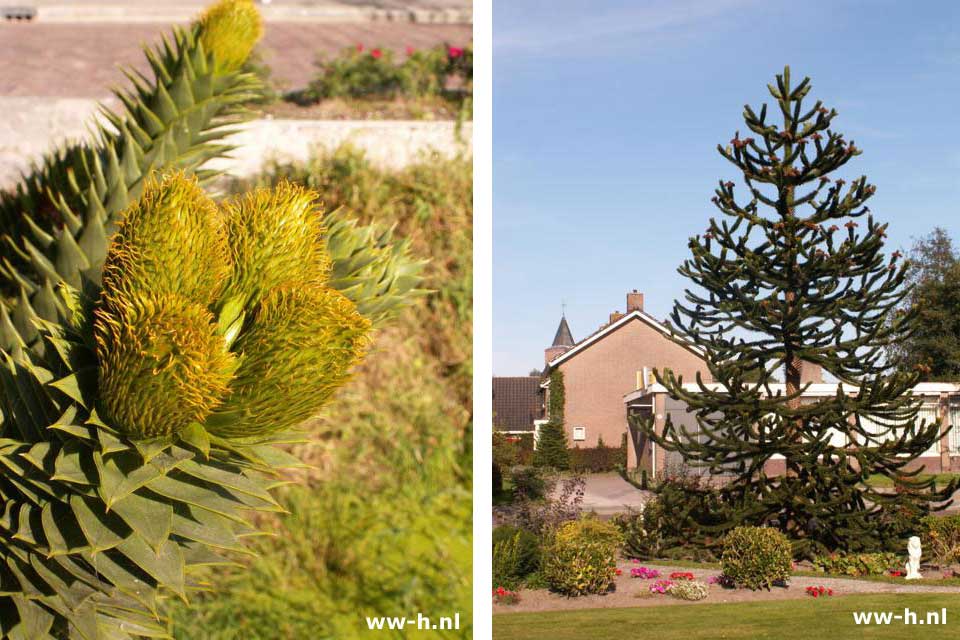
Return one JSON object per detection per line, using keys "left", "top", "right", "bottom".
{"left": 669, "top": 580, "right": 709, "bottom": 601}
{"left": 812, "top": 552, "right": 898, "bottom": 576}
{"left": 511, "top": 465, "right": 548, "bottom": 500}
{"left": 492, "top": 526, "right": 541, "bottom": 588}
{"left": 570, "top": 436, "right": 627, "bottom": 472}
{"left": 304, "top": 43, "right": 472, "bottom": 103}
{"left": 542, "top": 518, "right": 624, "bottom": 596}
{"left": 614, "top": 468, "right": 726, "bottom": 561}
{"left": 509, "top": 474, "right": 585, "bottom": 536}
{"left": 922, "top": 514, "right": 960, "bottom": 566}
{"left": 493, "top": 431, "right": 521, "bottom": 469}
{"left": 721, "top": 526, "right": 792, "bottom": 590}
{"left": 534, "top": 421, "right": 571, "bottom": 469}
{"left": 494, "top": 461, "right": 503, "bottom": 495}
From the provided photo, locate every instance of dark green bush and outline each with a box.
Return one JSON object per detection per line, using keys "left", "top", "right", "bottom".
{"left": 921, "top": 514, "right": 960, "bottom": 566}
{"left": 510, "top": 465, "right": 547, "bottom": 500}
{"left": 534, "top": 421, "right": 570, "bottom": 470}
{"left": 570, "top": 435, "right": 627, "bottom": 472}
{"left": 493, "top": 461, "right": 503, "bottom": 496}
{"left": 721, "top": 526, "right": 792, "bottom": 590}
{"left": 812, "top": 552, "right": 898, "bottom": 576}
{"left": 492, "top": 526, "right": 541, "bottom": 588}
{"left": 542, "top": 518, "right": 623, "bottom": 596}
{"left": 308, "top": 46, "right": 404, "bottom": 99}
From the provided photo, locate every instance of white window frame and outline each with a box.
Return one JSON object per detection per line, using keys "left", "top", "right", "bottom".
{"left": 572, "top": 426, "right": 586, "bottom": 442}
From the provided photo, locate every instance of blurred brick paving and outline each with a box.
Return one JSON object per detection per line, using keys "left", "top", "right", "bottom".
{"left": 0, "top": 22, "right": 472, "bottom": 96}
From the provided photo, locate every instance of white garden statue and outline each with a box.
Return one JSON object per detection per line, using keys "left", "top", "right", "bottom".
{"left": 905, "top": 535, "right": 922, "bottom": 580}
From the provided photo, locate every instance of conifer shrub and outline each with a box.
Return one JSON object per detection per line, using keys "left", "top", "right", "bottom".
{"left": 542, "top": 518, "right": 623, "bottom": 596}
{"left": 721, "top": 526, "right": 793, "bottom": 590}
{"left": 534, "top": 421, "right": 571, "bottom": 470}
{"left": 510, "top": 465, "right": 547, "bottom": 500}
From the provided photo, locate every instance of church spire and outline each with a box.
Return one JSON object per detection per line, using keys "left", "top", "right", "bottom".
{"left": 552, "top": 314, "right": 574, "bottom": 347}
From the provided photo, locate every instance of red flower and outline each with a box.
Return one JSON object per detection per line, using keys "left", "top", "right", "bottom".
{"left": 615, "top": 568, "right": 623, "bottom": 576}
{"left": 371, "top": 48, "right": 383, "bottom": 59}
{"left": 356, "top": 44, "right": 364, "bottom": 52}
{"left": 448, "top": 46, "right": 464, "bottom": 58}
{"left": 406, "top": 46, "right": 415, "bottom": 56}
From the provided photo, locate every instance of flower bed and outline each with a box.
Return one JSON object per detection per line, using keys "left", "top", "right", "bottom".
{"left": 493, "top": 587, "right": 522, "bottom": 605}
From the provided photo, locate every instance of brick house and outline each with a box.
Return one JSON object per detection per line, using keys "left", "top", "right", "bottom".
{"left": 541, "top": 290, "right": 710, "bottom": 468}
{"left": 539, "top": 290, "right": 960, "bottom": 475}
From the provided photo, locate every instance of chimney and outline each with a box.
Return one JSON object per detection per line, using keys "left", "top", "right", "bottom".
{"left": 627, "top": 290, "right": 644, "bottom": 313}
{"left": 609, "top": 311, "right": 625, "bottom": 325}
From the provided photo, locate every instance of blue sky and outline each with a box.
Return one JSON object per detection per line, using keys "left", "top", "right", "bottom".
{"left": 493, "top": 0, "right": 960, "bottom": 375}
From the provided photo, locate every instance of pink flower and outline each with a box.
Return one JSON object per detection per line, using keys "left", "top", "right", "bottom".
{"left": 371, "top": 48, "right": 383, "bottom": 59}
{"left": 406, "top": 46, "right": 415, "bottom": 56}
{"left": 448, "top": 46, "right": 464, "bottom": 58}
{"left": 356, "top": 44, "right": 364, "bottom": 52}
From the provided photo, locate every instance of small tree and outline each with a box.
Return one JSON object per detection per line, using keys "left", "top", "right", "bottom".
{"left": 535, "top": 421, "right": 571, "bottom": 470}
{"left": 637, "top": 67, "right": 957, "bottom": 557}
{"left": 888, "top": 228, "right": 960, "bottom": 380}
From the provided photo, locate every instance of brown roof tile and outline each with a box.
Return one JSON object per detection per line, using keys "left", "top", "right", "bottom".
{"left": 492, "top": 376, "right": 542, "bottom": 431}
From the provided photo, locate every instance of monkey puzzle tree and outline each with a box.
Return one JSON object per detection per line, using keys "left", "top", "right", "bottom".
{"left": 638, "top": 67, "right": 957, "bottom": 558}
{"left": 0, "top": 1, "right": 423, "bottom": 636}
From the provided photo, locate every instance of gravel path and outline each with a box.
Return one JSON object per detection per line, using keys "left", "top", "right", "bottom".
{"left": 494, "top": 561, "right": 960, "bottom": 614}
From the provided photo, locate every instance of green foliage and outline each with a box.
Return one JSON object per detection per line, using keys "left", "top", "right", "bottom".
{"left": 0, "top": 3, "right": 433, "bottom": 635}
{"left": 888, "top": 228, "right": 960, "bottom": 380}
{"left": 493, "top": 526, "right": 541, "bottom": 589}
{"left": 570, "top": 434, "right": 627, "bottom": 472}
{"left": 165, "top": 148, "right": 472, "bottom": 637}
{"left": 493, "top": 431, "right": 521, "bottom": 469}
{"left": 228, "top": 145, "right": 438, "bottom": 328}
{"left": 668, "top": 580, "right": 709, "bottom": 601}
{"left": 638, "top": 66, "right": 956, "bottom": 558}
{"left": 921, "top": 514, "right": 960, "bottom": 566}
{"left": 721, "top": 527, "right": 793, "bottom": 590}
{"left": 534, "top": 422, "right": 570, "bottom": 470}
{"left": 616, "top": 467, "right": 723, "bottom": 561}
{"left": 509, "top": 465, "right": 547, "bottom": 500}
{"left": 547, "top": 369, "right": 565, "bottom": 422}
{"left": 542, "top": 518, "right": 623, "bottom": 596}
{"left": 812, "top": 552, "right": 898, "bottom": 576}
{"left": 173, "top": 481, "right": 471, "bottom": 640}
{"left": 304, "top": 44, "right": 472, "bottom": 103}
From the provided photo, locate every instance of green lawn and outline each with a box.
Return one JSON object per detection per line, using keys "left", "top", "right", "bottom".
{"left": 494, "top": 594, "right": 959, "bottom": 639}
{"left": 867, "top": 473, "right": 960, "bottom": 488}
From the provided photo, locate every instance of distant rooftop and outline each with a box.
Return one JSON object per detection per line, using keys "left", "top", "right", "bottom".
{"left": 493, "top": 376, "right": 542, "bottom": 431}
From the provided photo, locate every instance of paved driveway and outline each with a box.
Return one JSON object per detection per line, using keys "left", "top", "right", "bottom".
{"left": 577, "top": 472, "right": 651, "bottom": 517}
